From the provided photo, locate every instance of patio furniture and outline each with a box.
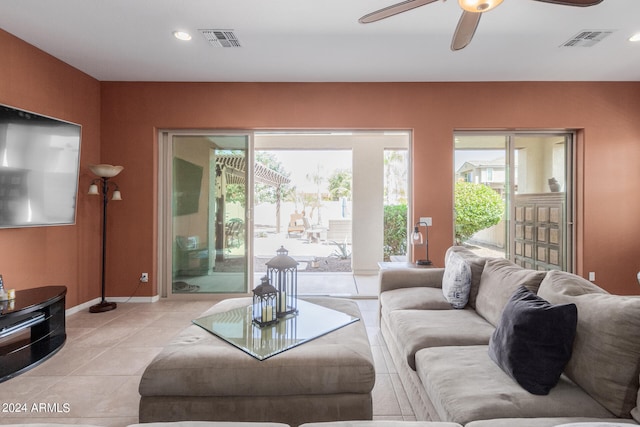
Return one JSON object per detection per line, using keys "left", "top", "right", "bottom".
{"left": 287, "top": 212, "right": 305, "bottom": 237}
{"left": 225, "top": 218, "right": 244, "bottom": 247}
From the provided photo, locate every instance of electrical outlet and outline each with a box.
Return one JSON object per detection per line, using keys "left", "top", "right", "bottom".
{"left": 588, "top": 272, "right": 595, "bottom": 282}
{"left": 420, "top": 217, "right": 432, "bottom": 226}
{"left": 140, "top": 273, "right": 149, "bottom": 283}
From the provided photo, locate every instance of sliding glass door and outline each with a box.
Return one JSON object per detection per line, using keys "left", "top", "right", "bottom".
{"left": 454, "top": 132, "right": 574, "bottom": 272}
{"left": 159, "top": 130, "right": 410, "bottom": 298}
{"left": 166, "top": 132, "right": 251, "bottom": 295}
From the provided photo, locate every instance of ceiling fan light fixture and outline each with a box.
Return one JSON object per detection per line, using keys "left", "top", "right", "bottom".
{"left": 458, "top": 0, "right": 503, "bottom": 12}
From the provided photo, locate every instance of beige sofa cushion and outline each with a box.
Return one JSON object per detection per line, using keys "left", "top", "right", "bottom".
{"left": 465, "top": 418, "right": 638, "bottom": 427}
{"left": 633, "top": 374, "right": 640, "bottom": 423}
{"left": 387, "top": 309, "right": 494, "bottom": 370}
{"left": 415, "top": 345, "right": 614, "bottom": 425}
{"left": 128, "top": 423, "right": 289, "bottom": 427}
{"left": 378, "top": 267, "right": 445, "bottom": 293}
{"left": 380, "top": 286, "right": 453, "bottom": 318}
{"left": 0, "top": 425, "right": 102, "bottom": 427}
{"left": 475, "top": 258, "right": 546, "bottom": 326}
{"left": 538, "top": 271, "right": 640, "bottom": 418}
{"left": 300, "top": 422, "right": 463, "bottom": 427}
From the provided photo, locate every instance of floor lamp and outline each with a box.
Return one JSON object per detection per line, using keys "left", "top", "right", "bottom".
{"left": 88, "top": 164, "right": 123, "bottom": 313}
{"left": 411, "top": 221, "right": 432, "bottom": 266}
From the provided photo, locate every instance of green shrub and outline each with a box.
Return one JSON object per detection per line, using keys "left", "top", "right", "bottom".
{"left": 454, "top": 182, "right": 504, "bottom": 244}
{"left": 383, "top": 204, "right": 407, "bottom": 261}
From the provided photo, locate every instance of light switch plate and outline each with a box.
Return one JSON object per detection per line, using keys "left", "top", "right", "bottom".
{"left": 420, "top": 217, "right": 432, "bottom": 226}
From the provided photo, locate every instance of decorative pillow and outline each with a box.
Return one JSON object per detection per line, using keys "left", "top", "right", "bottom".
{"left": 488, "top": 286, "right": 577, "bottom": 395}
{"left": 442, "top": 249, "right": 472, "bottom": 308}
{"left": 446, "top": 246, "right": 487, "bottom": 308}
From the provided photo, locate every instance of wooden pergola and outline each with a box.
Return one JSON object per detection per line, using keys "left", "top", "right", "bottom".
{"left": 215, "top": 154, "right": 290, "bottom": 237}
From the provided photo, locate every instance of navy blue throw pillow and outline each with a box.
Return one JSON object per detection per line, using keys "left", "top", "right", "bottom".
{"left": 488, "top": 286, "right": 578, "bottom": 395}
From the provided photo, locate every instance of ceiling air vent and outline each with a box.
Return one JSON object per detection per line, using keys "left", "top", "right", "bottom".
{"left": 560, "top": 30, "right": 615, "bottom": 47}
{"left": 199, "top": 29, "right": 241, "bottom": 48}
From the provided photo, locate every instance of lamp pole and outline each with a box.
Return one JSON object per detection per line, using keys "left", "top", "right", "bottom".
{"left": 88, "top": 165, "right": 123, "bottom": 313}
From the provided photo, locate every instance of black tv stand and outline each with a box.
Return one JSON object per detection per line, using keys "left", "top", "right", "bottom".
{"left": 0, "top": 286, "right": 66, "bottom": 382}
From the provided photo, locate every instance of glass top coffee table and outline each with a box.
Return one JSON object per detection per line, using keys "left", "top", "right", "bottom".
{"left": 193, "top": 299, "right": 359, "bottom": 360}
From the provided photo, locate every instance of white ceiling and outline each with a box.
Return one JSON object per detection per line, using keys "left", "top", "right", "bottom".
{"left": 1, "top": 0, "right": 639, "bottom": 82}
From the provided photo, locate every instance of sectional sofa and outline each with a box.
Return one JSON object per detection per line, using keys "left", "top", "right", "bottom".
{"left": 0, "top": 422, "right": 463, "bottom": 427}
{"left": 379, "top": 245, "right": 640, "bottom": 426}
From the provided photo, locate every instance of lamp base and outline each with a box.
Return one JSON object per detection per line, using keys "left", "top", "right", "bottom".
{"left": 416, "top": 259, "right": 432, "bottom": 266}
{"left": 89, "top": 301, "right": 117, "bottom": 313}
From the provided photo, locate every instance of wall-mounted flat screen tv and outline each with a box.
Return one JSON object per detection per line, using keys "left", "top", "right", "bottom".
{"left": 0, "top": 104, "right": 82, "bottom": 228}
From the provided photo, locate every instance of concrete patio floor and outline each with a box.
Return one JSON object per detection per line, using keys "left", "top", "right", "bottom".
{"left": 174, "top": 231, "right": 379, "bottom": 297}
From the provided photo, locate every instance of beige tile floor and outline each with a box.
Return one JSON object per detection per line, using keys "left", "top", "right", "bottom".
{"left": 0, "top": 298, "right": 415, "bottom": 426}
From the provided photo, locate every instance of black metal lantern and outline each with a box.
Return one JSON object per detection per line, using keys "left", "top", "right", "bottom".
{"left": 266, "top": 246, "right": 298, "bottom": 317}
{"left": 252, "top": 276, "right": 278, "bottom": 327}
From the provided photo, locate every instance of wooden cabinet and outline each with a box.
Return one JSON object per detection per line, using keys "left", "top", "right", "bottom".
{"left": 514, "top": 193, "right": 565, "bottom": 271}
{"left": 0, "top": 286, "right": 66, "bottom": 382}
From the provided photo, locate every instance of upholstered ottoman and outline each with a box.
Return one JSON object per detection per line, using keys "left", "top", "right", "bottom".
{"left": 300, "top": 422, "right": 463, "bottom": 426}
{"left": 139, "top": 297, "right": 375, "bottom": 427}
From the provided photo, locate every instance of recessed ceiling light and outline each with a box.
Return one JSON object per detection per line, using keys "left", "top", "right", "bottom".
{"left": 173, "top": 31, "right": 192, "bottom": 41}
{"left": 629, "top": 33, "right": 640, "bottom": 42}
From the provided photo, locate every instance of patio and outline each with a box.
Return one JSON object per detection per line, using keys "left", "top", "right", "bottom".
{"left": 174, "top": 229, "right": 378, "bottom": 297}
{"left": 253, "top": 229, "right": 378, "bottom": 297}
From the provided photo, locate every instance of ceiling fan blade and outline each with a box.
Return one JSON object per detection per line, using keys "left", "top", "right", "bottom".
{"left": 359, "top": 0, "right": 439, "bottom": 23}
{"left": 531, "top": 0, "right": 603, "bottom": 6}
{"left": 451, "top": 11, "right": 482, "bottom": 51}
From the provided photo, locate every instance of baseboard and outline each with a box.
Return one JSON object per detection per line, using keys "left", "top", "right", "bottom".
{"left": 65, "top": 295, "right": 161, "bottom": 315}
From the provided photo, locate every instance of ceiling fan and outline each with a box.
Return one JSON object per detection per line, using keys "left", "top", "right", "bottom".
{"left": 358, "top": 0, "right": 604, "bottom": 51}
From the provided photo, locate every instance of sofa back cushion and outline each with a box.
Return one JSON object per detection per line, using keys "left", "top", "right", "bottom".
{"left": 633, "top": 375, "right": 640, "bottom": 423}
{"left": 475, "top": 258, "right": 546, "bottom": 326}
{"left": 445, "top": 246, "right": 487, "bottom": 308}
{"left": 538, "top": 270, "right": 640, "bottom": 418}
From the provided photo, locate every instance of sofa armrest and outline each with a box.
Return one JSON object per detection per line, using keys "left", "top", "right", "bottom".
{"left": 379, "top": 267, "right": 445, "bottom": 294}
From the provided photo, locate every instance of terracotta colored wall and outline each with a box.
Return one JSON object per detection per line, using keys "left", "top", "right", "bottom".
{"left": 0, "top": 30, "right": 102, "bottom": 307}
{"left": 101, "top": 82, "right": 640, "bottom": 296}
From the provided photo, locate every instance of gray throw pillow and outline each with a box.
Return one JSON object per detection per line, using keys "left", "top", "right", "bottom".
{"left": 488, "top": 286, "right": 577, "bottom": 395}
{"left": 442, "top": 249, "right": 472, "bottom": 308}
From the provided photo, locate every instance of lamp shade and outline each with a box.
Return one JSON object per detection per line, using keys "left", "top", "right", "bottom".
{"left": 111, "top": 190, "right": 122, "bottom": 201}
{"left": 458, "top": 0, "right": 503, "bottom": 12}
{"left": 89, "top": 164, "right": 124, "bottom": 178}
{"left": 88, "top": 184, "right": 99, "bottom": 195}
{"left": 411, "top": 228, "right": 423, "bottom": 245}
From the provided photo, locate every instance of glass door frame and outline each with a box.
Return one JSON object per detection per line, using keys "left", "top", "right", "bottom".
{"left": 158, "top": 130, "right": 255, "bottom": 299}
{"left": 454, "top": 130, "right": 576, "bottom": 272}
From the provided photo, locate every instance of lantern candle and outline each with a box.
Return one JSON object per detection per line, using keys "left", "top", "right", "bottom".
{"left": 266, "top": 246, "right": 299, "bottom": 317}
{"left": 262, "top": 305, "right": 273, "bottom": 322}
{"left": 252, "top": 276, "right": 278, "bottom": 327}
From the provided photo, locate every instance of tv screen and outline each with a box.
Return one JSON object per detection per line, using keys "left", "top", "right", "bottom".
{"left": 0, "top": 104, "right": 81, "bottom": 228}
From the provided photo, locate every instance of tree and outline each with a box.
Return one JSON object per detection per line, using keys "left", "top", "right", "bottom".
{"left": 454, "top": 182, "right": 504, "bottom": 244}
{"left": 328, "top": 169, "right": 352, "bottom": 200}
